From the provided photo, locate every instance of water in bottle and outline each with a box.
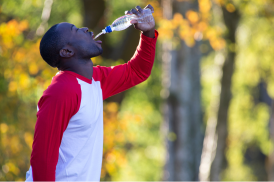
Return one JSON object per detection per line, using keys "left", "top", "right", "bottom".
{"left": 94, "top": 8, "right": 153, "bottom": 39}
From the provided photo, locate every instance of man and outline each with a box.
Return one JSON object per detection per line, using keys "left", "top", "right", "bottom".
{"left": 25, "top": 4, "right": 158, "bottom": 181}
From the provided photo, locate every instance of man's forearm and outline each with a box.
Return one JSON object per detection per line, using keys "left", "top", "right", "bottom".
{"left": 142, "top": 28, "right": 155, "bottom": 38}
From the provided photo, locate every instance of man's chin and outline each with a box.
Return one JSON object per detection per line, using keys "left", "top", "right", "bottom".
{"left": 91, "top": 50, "right": 103, "bottom": 58}
{"left": 97, "top": 47, "right": 103, "bottom": 56}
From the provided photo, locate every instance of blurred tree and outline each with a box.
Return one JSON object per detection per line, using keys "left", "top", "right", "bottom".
{"left": 161, "top": 0, "right": 203, "bottom": 180}
{"left": 200, "top": 0, "right": 274, "bottom": 180}
{"left": 159, "top": 0, "right": 274, "bottom": 181}
{"left": 210, "top": 1, "right": 240, "bottom": 180}
{"left": 82, "top": 0, "right": 105, "bottom": 31}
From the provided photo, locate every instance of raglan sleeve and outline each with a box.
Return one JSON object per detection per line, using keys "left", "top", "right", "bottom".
{"left": 93, "top": 30, "right": 158, "bottom": 100}
{"left": 30, "top": 84, "right": 80, "bottom": 181}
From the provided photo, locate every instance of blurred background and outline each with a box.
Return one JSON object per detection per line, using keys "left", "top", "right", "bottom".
{"left": 0, "top": 0, "right": 274, "bottom": 180}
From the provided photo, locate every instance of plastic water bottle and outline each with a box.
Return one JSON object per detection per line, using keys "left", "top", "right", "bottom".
{"left": 94, "top": 8, "right": 153, "bottom": 39}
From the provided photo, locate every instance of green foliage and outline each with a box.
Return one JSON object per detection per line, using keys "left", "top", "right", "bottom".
{"left": 201, "top": 0, "right": 274, "bottom": 180}
{"left": 223, "top": 1, "right": 274, "bottom": 180}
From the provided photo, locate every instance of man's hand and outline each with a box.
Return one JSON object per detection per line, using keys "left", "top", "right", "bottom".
{"left": 125, "top": 4, "right": 156, "bottom": 38}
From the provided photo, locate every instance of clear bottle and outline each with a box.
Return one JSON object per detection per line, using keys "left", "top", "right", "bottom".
{"left": 94, "top": 9, "right": 153, "bottom": 39}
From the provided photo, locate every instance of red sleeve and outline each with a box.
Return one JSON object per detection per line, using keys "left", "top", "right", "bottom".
{"left": 30, "top": 74, "right": 81, "bottom": 181}
{"left": 93, "top": 30, "right": 158, "bottom": 100}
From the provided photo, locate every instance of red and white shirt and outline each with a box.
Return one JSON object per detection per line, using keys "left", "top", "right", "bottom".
{"left": 26, "top": 30, "right": 158, "bottom": 181}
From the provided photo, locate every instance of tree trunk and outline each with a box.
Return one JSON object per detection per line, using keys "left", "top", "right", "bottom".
{"left": 82, "top": 0, "right": 105, "bottom": 31}
{"left": 161, "top": 0, "right": 175, "bottom": 180}
{"left": 199, "top": 53, "right": 224, "bottom": 181}
{"left": 267, "top": 101, "right": 274, "bottom": 180}
{"left": 162, "top": 0, "right": 203, "bottom": 180}
{"left": 82, "top": 0, "right": 109, "bottom": 57}
{"left": 210, "top": 5, "right": 240, "bottom": 181}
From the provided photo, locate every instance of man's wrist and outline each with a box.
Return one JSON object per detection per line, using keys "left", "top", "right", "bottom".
{"left": 142, "top": 29, "right": 155, "bottom": 38}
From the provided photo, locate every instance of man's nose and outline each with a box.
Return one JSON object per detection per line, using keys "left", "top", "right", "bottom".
{"left": 81, "top": 27, "right": 89, "bottom": 33}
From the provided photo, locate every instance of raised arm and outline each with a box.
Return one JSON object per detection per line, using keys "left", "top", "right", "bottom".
{"left": 92, "top": 4, "right": 158, "bottom": 100}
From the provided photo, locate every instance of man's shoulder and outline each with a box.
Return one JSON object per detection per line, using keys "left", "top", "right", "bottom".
{"left": 37, "top": 72, "right": 81, "bottom": 115}
{"left": 43, "top": 71, "right": 81, "bottom": 98}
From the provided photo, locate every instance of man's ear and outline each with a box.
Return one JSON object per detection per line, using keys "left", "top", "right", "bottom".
{"left": 59, "top": 47, "right": 74, "bottom": 58}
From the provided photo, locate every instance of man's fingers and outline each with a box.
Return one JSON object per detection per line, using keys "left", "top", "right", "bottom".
{"left": 127, "top": 5, "right": 154, "bottom": 16}
{"left": 131, "top": 8, "right": 140, "bottom": 16}
{"left": 135, "top": 6, "right": 143, "bottom": 14}
{"left": 125, "top": 10, "right": 133, "bottom": 15}
{"left": 144, "top": 4, "right": 154, "bottom": 13}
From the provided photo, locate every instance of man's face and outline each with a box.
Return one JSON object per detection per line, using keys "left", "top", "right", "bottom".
{"left": 56, "top": 22, "right": 103, "bottom": 59}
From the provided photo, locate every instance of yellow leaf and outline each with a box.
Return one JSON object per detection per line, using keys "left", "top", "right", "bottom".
{"left": 6, "top": 20, "right": 20, "bottom": 36}
{"left": 106, "top": 102, "right": 119, "bottom": 113}
{"left": 198, "top": 21, "right": 208, "bottom": 32}
{"left": 5, "top": 162, "right": 20, "bottom": 175}
{"left": 29, "top": 62, "right": 39, "bottom": 75}
{"left": 19, "top": 73, "right": 30, "bottom": 88}
{"left": 0, "top": 123, "right": 8, "bottom": 133}
{"left": 226, "top": 3, "right": 236, "bottom": 13}
{"left": 185, "top": 37, "right": 195, "bottom": 47}
{"left": 186, "top": 10, "right": 199, "bottom": 24}
{"left": 158, "top": 27, "right": 174, "bottom": 40}
{"left": 9, "top": 81, "right": 17, "bottom": 92}
{"left": 173, "top": 13, "right": 183, "bottom": 22}
{"left": 13, "top": 49, "right": 25, "bottom": 62}
{"left": 210, "top": 38, "right": 226, "bottom": 50}
{"left": 199, "top": 0, "right": 212, "bottom": 13}
{"left": 18, "top": 20, "right": 29, "bottom": 31}
{"left": 172, "top": 13, "right": 184, "bottom": 27}
{"left": 24, "top": 132, "right": 33, "bottom": 149}
{"left": 11, "top": 136, "right": 22, "bottom": 154}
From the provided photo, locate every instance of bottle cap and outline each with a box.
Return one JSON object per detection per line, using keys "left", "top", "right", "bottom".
{"left": 105, "top": 26, "right": 112, "bottom": 33}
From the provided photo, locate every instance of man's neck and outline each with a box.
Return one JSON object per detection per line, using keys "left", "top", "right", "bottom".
{"left": 60, "top": 58, "right": 94, "bottom": 80}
